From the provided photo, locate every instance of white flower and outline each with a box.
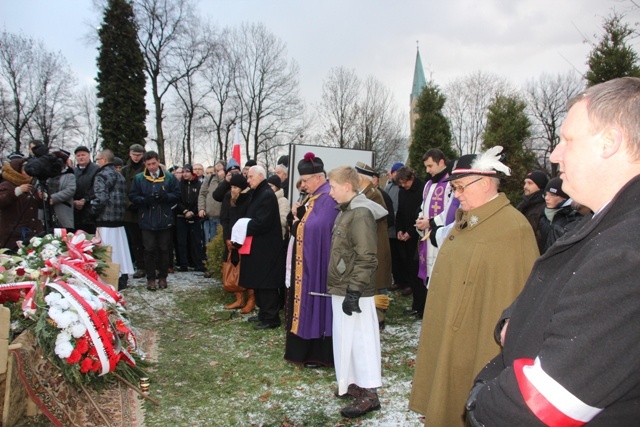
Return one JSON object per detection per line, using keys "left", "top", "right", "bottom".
{"left": 56, "top": 311, "right": 79, "bottom": 329}
{"left": 54, "top": 340, "right": 73, "bottom": 358}
{"left": 69, "top": 322, "right": 87, "bottom": 338}
{"left": 50, "top": 239, "right": 61, "bottom": 247}
{"left": 45, "top": 292, "right": 63, "bottom": 305}
{"left": 30, "top": 237, "right": 42, "bottom": 248}
{"left": 55, "top": 330, "right": 72, "bottom": 344}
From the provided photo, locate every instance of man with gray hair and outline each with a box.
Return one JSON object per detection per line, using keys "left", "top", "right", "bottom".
{"left": 466, "top": 77, "right": 640, "bottom": 426}
{"left": 274, "top": 163, "right": 289, "bottom": 198}
{"left": 234, "top": 165, "right": 285, "bottom": 330}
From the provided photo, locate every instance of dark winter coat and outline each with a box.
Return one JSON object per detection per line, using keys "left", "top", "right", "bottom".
{"left": 129, "top": 168, "right": 181, "bottom": 231}
{"left": 538, "top": 202, "right": 584, "bottom": 253}
{"left": 73, "top": 162, "right": 100, "bottom": 226}
{"left": 91, "top": 163, "right": 126, "bottom": 227}
{"left": 473, "top": 175, "right": 640, "bottom": 426}
{"left": 238, "top": 179, "right": 285, "bottom": 289}
{"left": 178, "top": 177, "right": 201, "bottom": 216}
{"left": 121, "top": 159, "right": 145, "bottom": 223}
{"left": 517, "top": 190, "right": 546, "bottom": 252}
{"left": 396, "top": 177, "right": 426, "bottom": 240}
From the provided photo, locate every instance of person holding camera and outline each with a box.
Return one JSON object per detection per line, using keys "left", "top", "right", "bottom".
{"left": 0, "top": 157, "right": 43, "bottom": 251}
{"left": 129, "top": 151, "right": 181, "bottom": 290}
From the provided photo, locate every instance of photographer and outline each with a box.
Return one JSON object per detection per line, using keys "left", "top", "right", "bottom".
{"left": 73, "top": 146, "right": 99, "bottom": 234}
{"left": 0, "top": 158, "right": 43, "bottom": 251}
{"left": 46, "top": 149, "right": 76, "bottom": 230}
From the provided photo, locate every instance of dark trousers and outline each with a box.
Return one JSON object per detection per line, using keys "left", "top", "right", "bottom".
{"left": 255, "top": 288, "right": 281, "bottom": 325}
{"left": 141, "top": 228, "right": 172, "bottom": 280}
{"left": 125, "top": 221, "right": 145, "bottom": 270}
{"left": 398, "top": 238, "right": 425, "bottom": 311}
{"left": 389, "top": 237, "right": 404, "bottom": 286}
{"left": 176, "top": 217, "right": 205, "bottom": 269}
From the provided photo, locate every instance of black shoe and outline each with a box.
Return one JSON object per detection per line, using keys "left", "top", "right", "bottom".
{"left": 247, "top": 316, "right": 261, "bottom": 323}
{"left": 304, "top": 362, "right": 321, "bottom": 369}
{"left": 133, "top": 269, "right": 146, "bottom": 279}
{"left": 404, "top": 308, "right": 418, "bottom": 316}
{"left": 378, "top": 321, "right": 385, "bottom": 331}
{"left": 253, "top": 322, "right": 280, "bottom": 330}
{"left": 178, "top": 266, "right": 188, "bottom": 272}
{"left": 401, "top": 288, "right": 413, "bottom": 296}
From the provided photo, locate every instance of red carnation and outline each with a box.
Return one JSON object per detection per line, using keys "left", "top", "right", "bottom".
{"left": 92, "top": 359, "right": 102, "bottom": 373}
{"left": 66, "top": 349, "right": 82, "bottom": 364}
{"left": 75, "top": 337, "right": 89, "bottom": 354}
{"left": 88, "top": 346, "right": 98, "bottom": 357}
{"left": 16, "top": 267, "right": 25, "bottom": 276}
{"left": 80, "top": 357, "right": 93, "bottom": 373}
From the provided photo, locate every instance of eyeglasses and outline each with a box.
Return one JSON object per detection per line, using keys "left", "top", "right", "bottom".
{"left": 451, "top": 177, "right": 484, "bottom": 194}
{"left": 300, "top": 174, "right": 319, "bottom": 184}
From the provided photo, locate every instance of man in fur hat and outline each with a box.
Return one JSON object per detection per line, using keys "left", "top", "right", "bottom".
{"left": 408, "top": 146, "right": 539, "bottom": 427}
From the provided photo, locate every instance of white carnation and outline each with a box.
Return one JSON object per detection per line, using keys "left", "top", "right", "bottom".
{"left": 30, "top": 237, "right": 42, "bottom": 248}
{"left": 70, "top": 322, "right": 87, "bottom": 338}
{"left": 56, "top": 311, "right": 79, "bottom": 329}
{"left": 54, "top": 341, "right": 74, "bottom": 358}
{"left": 45, "top": 292, "right": 63, "bottom": 305}
{"left": 55, "top": 330, "right": 72, "bottom": 344}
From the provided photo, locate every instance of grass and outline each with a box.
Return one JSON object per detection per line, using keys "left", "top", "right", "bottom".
{"left": 18, "top": 274, "right": 424, "bottom": 426}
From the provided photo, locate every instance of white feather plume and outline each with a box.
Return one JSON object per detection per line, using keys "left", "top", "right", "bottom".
{"left": 471, "top": 146, "right": 511, "bottom": 176}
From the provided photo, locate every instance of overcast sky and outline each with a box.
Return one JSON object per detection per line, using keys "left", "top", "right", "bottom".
{"left": 1, "top": 0, "right": 637, "bottom": 132}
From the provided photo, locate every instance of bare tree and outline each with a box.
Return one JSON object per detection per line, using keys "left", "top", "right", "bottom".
{"left": 355, "top": 76, "right": 406, "bottom": 170}
{"left": 0, "top": 31, "right": 40, "bottom": 152}
{"left": 317, "top": 66, "right": 361, "bottom": 148}
{"left": 443, "top": 71, "right": 512, "bottom": 155}
{"left": 134, "top": 0, "right": 195, "bottom": 163}
{"left": 74, "top": 85, "right": 102, "bottom": 155}
{"left": 524, "top": 72, "right": 584, "bottom": 176}
{"left": 170, "top": 20, "right": 217, "bottom": 164}
{"left": 199, "top": 29, "right": 240, "bottom": 163}
{"left": 27, "top": 48, "right": 77, "bottom": 148}
{"left": 228, "top": 23, "right": 303, "bottom": 162}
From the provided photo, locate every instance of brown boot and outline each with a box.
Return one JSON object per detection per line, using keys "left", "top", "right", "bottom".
{"left": 225, "top": 292, "right": 245, "bottom": 309}
{"left": 146, "top": 279, "right": 157, "bottom": 291}
{"left": 158, "top": 277, "right": 167, "bottom": 289}
{"left": 240, "top": 290, "right": 255, "bottom": 314}
{"left": 340, "top": 387, "right": 380, "bottom": 418}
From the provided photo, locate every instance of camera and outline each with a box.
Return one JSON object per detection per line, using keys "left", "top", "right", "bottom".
{"left": 23, "top": 145, "right": 63, "bottom": 181}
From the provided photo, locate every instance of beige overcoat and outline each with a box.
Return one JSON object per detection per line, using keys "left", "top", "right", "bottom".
{"left": 361, "top": 183, "right": 391, "bottom": 290}
{"left": 408, "top": 193, "right": 539, "bottom": 427}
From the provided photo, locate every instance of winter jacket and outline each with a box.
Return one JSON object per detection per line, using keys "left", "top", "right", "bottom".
{"left": 0, "top": 162, "right": 43, "bottom": 250}
{"left": 538, "top": 200, "right": 584, "bottom": 253}
{"left": 472, "top": 175, "right": 640, "bottom": 427}
{"left": 198, "top": 174, "right": 222, "bottom": 218}
{"left": 129, "top": 168, "right": 181, "bottom": 231}
{"left": 396, "top": 177, "right": 426, "bottom": 240}
{"left": 327, "top": 193, "right": 386, "bottom": 297}
{"left": 73, "top": 162, "right": 100, "bottom": 226}
{"left": 517, "top": 190, "right": 546, "bottom": 252}
{"left": 178, "top": 177, "right": 201, "bottom": 217}
{"left": 121, "top": 159, "right": 145, "bottom": 223}
{"left": 46, "top": 168, "right": 76, "bottom": 229}
{"left": 91, "top": 163, "right": 126, "bottom": 227}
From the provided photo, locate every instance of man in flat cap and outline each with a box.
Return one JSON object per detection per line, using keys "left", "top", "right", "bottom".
{"left": 409, "top": 146, "right": 538, "bottom": 427}
{"left": 73, "top": 145, "right": 99, "bottom": 233}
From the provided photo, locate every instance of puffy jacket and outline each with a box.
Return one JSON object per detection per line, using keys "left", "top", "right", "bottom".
{"left": 129, "top": 168, "right": 181, "bottom": 231}
{"left": 327, "top": 194, "right": 387, "bottom": 297}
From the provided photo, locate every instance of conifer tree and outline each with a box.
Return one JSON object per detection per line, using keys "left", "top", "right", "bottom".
{"left": 585, "top": 12, "right": 640, "bottom": 87}
{"left": 408, "top": 82, "right": 455, "bottom": 177}
{"left": 96, "top": 0, "right": 147, "bottom": 159}
{"left": 482, "top": 95, "right": 536, "bottom": 205}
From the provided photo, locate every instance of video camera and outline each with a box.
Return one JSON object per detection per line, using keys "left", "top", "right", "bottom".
{"left": 23, "top": 144, "right": 64, "bottom": 181}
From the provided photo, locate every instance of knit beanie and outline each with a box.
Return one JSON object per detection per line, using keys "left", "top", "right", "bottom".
{"left": 525, "top": 170, "right": 549, "bottom": 191}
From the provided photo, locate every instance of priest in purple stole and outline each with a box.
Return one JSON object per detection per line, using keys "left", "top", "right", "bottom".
{"left": 284, "top": 153, "right": 338, "bottom": 368}
{"left": 415, "top": 149, "right": 459, "bottom": 317}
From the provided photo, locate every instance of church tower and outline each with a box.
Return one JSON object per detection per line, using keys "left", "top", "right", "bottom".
{"left": 409, "top": 45, "right": 427, "bottom": 147}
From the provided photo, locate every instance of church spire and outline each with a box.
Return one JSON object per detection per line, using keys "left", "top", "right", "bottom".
{"left": 411, "top": 42, "right": 426, "bottom": 104}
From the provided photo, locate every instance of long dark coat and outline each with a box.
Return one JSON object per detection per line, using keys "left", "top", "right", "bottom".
{"left": 239, "top": 179, "right": 285, "bottom": 289}
{"left": 473, "top": 175, "right": 640, "bottom": 426}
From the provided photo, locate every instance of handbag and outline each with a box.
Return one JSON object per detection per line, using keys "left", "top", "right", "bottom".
{"left": 222, "top": 251, "right": 245, "bottom": 293}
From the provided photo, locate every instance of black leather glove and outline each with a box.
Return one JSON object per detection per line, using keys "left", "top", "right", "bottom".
{"left": 465, "top": 380, "right": 486, "bottom": 427}
{"left": 342, "top": 289, "right": 362, "bottom": 316}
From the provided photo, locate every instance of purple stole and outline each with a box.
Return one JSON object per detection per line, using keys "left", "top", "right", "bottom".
{"left": 418, "top": 178, "right": 449, "bottom": 280}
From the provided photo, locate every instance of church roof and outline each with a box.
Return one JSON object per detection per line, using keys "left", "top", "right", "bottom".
{"left": 411, "top": 47, "right": 426, "bottom": 104}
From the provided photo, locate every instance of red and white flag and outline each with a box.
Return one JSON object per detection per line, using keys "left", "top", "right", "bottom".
{"left": 232, "top": 123, "right": 241, "bottom": 165}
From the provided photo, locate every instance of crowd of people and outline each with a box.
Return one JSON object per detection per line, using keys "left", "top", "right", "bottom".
{"left": 2, "top": 77, "right": 639, "bottom": 424}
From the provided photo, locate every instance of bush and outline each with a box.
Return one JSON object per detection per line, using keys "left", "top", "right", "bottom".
{"left": 205, "top": 225, "right": 225, "bottom": 280}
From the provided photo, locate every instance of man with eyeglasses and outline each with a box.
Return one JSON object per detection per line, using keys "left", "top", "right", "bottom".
{"left": 409, "top": 146, "right": 539, "bottom": 427}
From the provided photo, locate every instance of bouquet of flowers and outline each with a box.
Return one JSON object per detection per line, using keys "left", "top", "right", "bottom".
{"left": 1, "top": 230, "right": 148, "bottom": 389}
